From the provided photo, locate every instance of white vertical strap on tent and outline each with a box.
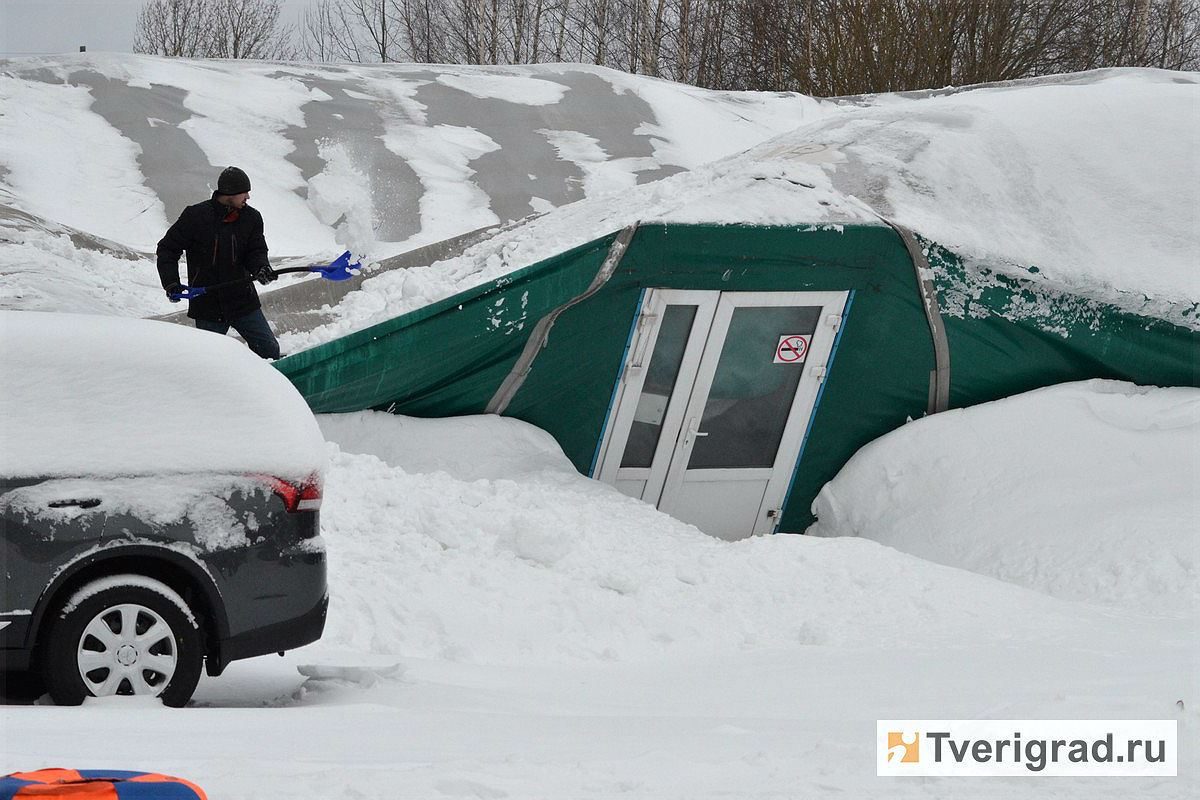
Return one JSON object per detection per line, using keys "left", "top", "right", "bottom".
{"left": 877, "top": 216, "right": 952, "bottom": 414}
{"left": 486, "top": 222, "right": 641, "bottom": 415}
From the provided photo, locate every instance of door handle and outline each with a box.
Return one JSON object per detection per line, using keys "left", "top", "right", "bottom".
{"left": 682, "top": 418, "right": 709, "bottom": 449}
{"left": 47, "top": 498, "right": 101, "bottom": 509}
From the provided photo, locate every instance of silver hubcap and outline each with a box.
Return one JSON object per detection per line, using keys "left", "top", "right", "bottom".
{"left": 76, "top": 603, "right": 178, "bottom": 697}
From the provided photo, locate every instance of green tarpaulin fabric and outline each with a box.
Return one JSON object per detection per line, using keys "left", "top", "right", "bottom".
{"left": 277, "top": 224, "right": 1198, "bottom": 533}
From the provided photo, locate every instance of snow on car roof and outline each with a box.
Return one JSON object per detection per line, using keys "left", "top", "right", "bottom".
{"left": 0, "top": 311, "right": 326, "bottom": 479}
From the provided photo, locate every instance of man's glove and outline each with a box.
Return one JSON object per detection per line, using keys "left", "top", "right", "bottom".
{"left": 165, "top": 282, "right": 185, "bottom": 303}
{"left": 254, "top": 265, "right": 277, "bottom": 285}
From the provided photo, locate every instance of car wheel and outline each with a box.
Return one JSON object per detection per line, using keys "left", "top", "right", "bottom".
{"left": 42, "top": 575, "right": 203, "bottom": 707}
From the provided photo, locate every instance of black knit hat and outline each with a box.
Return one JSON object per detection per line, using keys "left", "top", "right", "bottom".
{"left": 216, "top": 166, "right": 251, "bottom": 195}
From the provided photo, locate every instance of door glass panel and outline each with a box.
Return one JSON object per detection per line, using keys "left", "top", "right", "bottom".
{"left": 620, "top": 305, "right": 697, "bottom": 468}
{"left": 688, "top": 306, "right": 821, "bottom": 469}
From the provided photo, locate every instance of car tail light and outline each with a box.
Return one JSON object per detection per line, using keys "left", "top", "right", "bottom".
{"left": 264, "top": 474, "right": 323, "bottom": 513}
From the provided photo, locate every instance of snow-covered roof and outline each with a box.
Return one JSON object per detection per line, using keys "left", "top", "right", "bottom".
{"left": 281, "top": 68, "right": 1199, "bottom": 351}
{"left": 0, "top": 54, "right": 821, "bottom": 257}
{"left": 492, "top": 68, "right": 1199, "bottom": 306}
{"left": 0, "top": 56, "right": 1194, "bottom": 344}
{"left": 784, "top": 69, "right": 1200, "bottom": 318}
{"left": 0, "top": 53, "right": 824, "bottom": 319}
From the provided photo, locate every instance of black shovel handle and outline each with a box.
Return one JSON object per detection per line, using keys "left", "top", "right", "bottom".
{"left": 169, "top": 266, "right": 317, "bottom": 301}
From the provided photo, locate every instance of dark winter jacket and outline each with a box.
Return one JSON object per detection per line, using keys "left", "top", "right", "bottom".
{"left": 157, "top": 195, "right": 270, "bottom": 322}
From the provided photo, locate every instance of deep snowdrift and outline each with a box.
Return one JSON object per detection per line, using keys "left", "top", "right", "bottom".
{"left": 810, "top": 380, "right": 1199, "bottom": 615}
{"left": 1, "top": 389, "right": 1194, "bottom": 798}
{"left": 313, "top": 403, "right": 1195, "bottom": 666}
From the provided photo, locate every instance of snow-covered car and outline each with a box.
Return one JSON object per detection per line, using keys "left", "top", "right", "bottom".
{"left": 0, "top": 312, "right": 329, "bottom": 706}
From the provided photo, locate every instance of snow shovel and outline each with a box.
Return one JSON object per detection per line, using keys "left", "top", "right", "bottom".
{"left": 168, "top": 250, "right": 362, "bottom": 302}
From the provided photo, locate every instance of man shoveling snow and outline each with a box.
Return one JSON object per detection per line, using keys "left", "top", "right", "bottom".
{"left": 156, "top": 166, "right": 281, "bottom": 359}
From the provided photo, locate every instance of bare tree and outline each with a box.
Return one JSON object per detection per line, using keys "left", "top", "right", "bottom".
{"left": 396, "top": 0, "right": 451, "bottom": 62}
{"left": 298, "top": 0, "right": 397, "bottom": 61}
{"left": 135, "top": 0, "right": 295, "bottom": 59}
{"left": 1056, "top": 0, "right": 1200, "bottom": 71}
{"left": 348, "top": 0, "right": 397, "bottom": 61}
{"left": 133, "top": 0, "right": 214, "bottom": 57}
{"left": 210, "top": 0, "right": 297, "bottom": 59}
{"left": 299, "top": 0, "right": 344, "bottom": 60}
{"left": 692, "top": 0, "right": 732, "bottom": 87}
{"left": 288, "top": 0, "right": 1200, "bottom": 92}
{"left": 499, "top": 0, "right": 559, "bottom": 63}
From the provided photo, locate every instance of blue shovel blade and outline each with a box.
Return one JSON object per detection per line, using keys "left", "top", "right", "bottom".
{"left": 312, "top": 250, "right": 361, "bottom": 281}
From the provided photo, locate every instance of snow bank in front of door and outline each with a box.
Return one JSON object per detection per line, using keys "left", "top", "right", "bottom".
{"left": 314, "top": 410, "right": 1121, "bottom": 666}
{"left": 809, "top": 380, "right": 1200, "bottom": 615}
{"left": 316, "top": 412, "right": 575, "bottom": 481}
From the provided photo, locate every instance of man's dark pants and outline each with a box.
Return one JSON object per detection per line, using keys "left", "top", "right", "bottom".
{"left": 196, "top": 308, "right": 281, "bottom": 360}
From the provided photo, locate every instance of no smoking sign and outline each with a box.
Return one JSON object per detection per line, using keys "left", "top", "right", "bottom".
{"left": 774, "top": 334, "right": 811, "bottom": 364}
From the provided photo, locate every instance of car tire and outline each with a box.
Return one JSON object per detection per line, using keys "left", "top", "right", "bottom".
{"left": 42, "top": 575, "right": 204, "bottom": 708}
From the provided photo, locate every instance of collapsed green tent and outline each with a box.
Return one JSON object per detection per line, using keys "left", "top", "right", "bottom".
{"left": 276, "top": 220, "right": 1196, "bottom": 537}
{"left": 275, "top": 70, "right": 1198, "bottom": 539}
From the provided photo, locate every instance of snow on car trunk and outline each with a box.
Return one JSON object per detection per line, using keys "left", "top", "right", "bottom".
{"left": 0, "top": 311, "right": 325, "bottom": 480}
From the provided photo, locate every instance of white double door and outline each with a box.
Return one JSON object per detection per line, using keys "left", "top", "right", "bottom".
{"left": 596, "top": 289, "right": 848, "bottom": 540}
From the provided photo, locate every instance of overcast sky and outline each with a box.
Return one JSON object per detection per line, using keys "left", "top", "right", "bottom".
{"left": 0, "top": 1, "right": 310, "bottom": 57}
